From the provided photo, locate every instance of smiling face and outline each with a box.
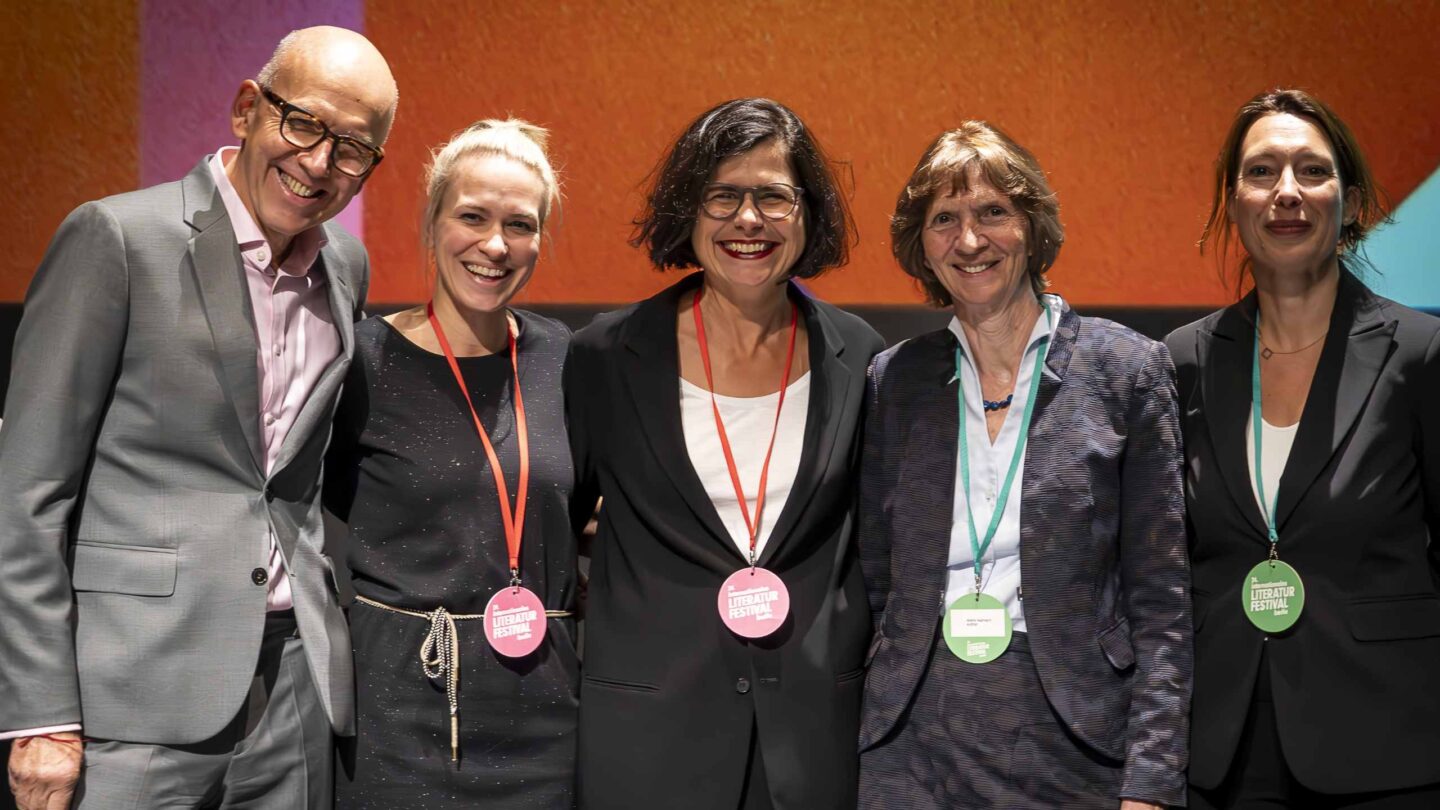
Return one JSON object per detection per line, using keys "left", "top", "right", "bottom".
{"left": 690, "top": 139, "right": 807, "bottom": 291}
{"left": 226, "top": 47, "right": 394, "bottom": 258}
{"left": 1230, "top": 113, "right": 1359, "bottom": 277}
{"left": 921, "top": 165, "right": 1032, "bottom": 318}
{"left": 429, "top": 154, "right": 545, "bottom": 317}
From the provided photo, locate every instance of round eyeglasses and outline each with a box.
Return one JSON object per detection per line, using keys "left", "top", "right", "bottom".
{"left": 700, "top": 183, "right": 804, "bottom": 221}
{"left": 259, "top": 85, "right": 384, "bottom": 179}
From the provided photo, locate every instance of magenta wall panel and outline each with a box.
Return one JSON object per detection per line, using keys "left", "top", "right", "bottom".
{"left": 140, "top": 0, "right": 367, "bottom": 237}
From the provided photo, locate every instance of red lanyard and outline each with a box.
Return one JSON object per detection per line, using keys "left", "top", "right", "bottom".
{"left": 691, "top": 288, "right": 799, "bottom": 565}
{"left": 427, "top": 303, "right": 530, "bottom": 582}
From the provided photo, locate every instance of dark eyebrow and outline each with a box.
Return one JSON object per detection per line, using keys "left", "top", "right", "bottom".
{"left": 1244, "top": 149, "right": 1335, "bottom": 164}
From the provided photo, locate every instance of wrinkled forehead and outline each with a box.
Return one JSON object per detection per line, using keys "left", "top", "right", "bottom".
{"left": 268, "top": 62, "right": 395, "bottom": 143}
{"left": 925, "top": 158, "right": 1016, "bottom": 207}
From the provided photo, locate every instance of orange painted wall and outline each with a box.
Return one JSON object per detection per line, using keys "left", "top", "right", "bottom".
{"left": 3, "top": 2, "right": 1436, "bottom": 308}
{"left": 366, "top": 0, "right": 1440, "bottom": 307}
{"left": 0, "top": 2, "right": 138, "bottom": 301}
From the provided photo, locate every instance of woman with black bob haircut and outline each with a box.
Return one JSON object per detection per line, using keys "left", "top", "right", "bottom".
{"left": 1169, "top": 88, "right": 1440, "bottom": 809}
{"left": 566, "top": 97, "right": 884, "bottom": 809}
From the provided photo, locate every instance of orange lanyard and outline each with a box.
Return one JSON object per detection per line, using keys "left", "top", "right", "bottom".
{"left": 427, "top": 303, "right": 530, "bottom": 582}
{"left": 691, "top": 289, "right": 799, "bottom": 565}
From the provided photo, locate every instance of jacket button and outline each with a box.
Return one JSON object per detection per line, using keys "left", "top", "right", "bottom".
{"left": 264, "top": 487, "right": 275, "bottom": 503}
{"left": 251, "top": 567, "right": 269, "bottom": 586}
{"left": 735, "top": 678, "right": 751, "bottom": 694}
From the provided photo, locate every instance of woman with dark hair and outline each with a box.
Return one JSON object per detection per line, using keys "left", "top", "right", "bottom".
{"left": 857, "top": 121, "right": 1191, "bottom": 809}
{"left": 565, "top": 97, "right": 883, "bottom": 809}
{"left": 1170, "top": 89, "right": 1440, "bottom": 809}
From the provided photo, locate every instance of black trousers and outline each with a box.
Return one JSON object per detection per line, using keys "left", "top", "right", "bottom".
{"left": 1191, "top": 645, "right": 1440, "bottom": 810}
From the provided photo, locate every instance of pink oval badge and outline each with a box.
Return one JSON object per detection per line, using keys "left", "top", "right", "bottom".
{"left": 484, "top": 586, "right": 547, "bottom": 658}
{"left": 718, "top": 567, "right": 791, "bottom": 638}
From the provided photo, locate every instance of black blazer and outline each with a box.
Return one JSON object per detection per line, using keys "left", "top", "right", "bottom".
{"left": 565, "top": 273, "right": 885, "bottom": 810}
{"left": 859, "top": 301, "right": 1193, "bottom": 807}
{"left": 1166, "top": 271, "right": 1440, "bottom": 794}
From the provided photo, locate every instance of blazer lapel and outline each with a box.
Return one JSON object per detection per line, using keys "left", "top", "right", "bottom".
{"left": 619, "top": 274, "right": 736, "bottom": 554}
{"left": 896, "top": 330, "right": 961, "bottom": 603}
{"left": 184, "top": 165, "right": 264, "bottom": 474}
{"left": 1274, "top": 273, "right": 1396, "bottom": 531}
{"left": 270, "top": 245, "right": 358, "bottom": 476}
{"left": 756, "top": 290, "right": 853, "bottom": 569}
{"left": 1199, "top": 296, "right": 1271, "bottom": 542}
{"left": 1022, "top": 301, "right": 1081, "bottom": 561}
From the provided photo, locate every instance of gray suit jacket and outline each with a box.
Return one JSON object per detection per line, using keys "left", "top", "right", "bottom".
{"left": 0, "top": 159, "right": 365, "bottom": 743}
{"left": 857, "top": 301, "right": 1193, "bottom": 806}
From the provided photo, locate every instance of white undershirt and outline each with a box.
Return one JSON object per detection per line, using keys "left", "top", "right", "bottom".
{"left": 1246, "top": 413, "right": 1300, "bottom": 521}
{"left": 942, "top": 295, "right": 1061, "bottom": 633}
{"left": 681, "top": 372, "right": 810, "bottom": 560}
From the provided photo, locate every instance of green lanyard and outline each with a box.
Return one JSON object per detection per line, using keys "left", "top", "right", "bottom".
{"left": 1250, "top": 325, "right": 1281, "bottom": 553}
{"left": 954, "top": 306, "right": 1054, "bottom": 594}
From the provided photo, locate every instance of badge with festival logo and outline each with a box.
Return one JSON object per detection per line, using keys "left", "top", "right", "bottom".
{"left": 718, "top": 567, "right": 791, "bottom": 638}
{"left": 1242, "top": 559, "right": 1305, "bottom": 633}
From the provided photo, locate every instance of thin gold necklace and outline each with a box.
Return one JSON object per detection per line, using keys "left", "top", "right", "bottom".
{"left": 1258, "top": 328, "right": 1325, "bottom": 360}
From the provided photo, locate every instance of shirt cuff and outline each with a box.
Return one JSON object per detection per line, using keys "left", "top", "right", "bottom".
{"left": 0, "top": 724, "right": 83, "bottom": 741}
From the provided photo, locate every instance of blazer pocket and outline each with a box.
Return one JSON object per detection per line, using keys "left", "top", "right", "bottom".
{"left": 583, "top": 674, "right": 660, "bottom": 693}
{"left": 1348, "top": 594, "right": 1440, "bottom": 641}
{"left": 837, "top": 666, "right": 866, "bottom": 685}
{"left": 70, "top": 541, "right": 178, "bottom": 597}
{"left": 1097, "top": 617, "right": 1136, "bottom": 671}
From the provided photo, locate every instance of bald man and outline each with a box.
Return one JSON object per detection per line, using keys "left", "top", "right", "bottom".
{"left": 0, "top": 27, "right": 397, "bottom": 809}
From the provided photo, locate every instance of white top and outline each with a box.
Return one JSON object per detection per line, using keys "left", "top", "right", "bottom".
{"left": 942, "top": 296, "right": 1061, "bottom": 633}
{"left": 1246, "top": 412, "right": 1300, "bottom": 522}
{"left": 681, "top": 372, "right": 811, "bottom": 560}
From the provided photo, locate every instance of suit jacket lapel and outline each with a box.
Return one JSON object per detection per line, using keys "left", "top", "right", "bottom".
{"left": 1275, "top": 273, "right": 1395, "bottom": 531}
{"left": 1022, "top": 302, "right": 1081, "bottom": 563}
{"left": 1199, "top": 296, "right": 1271, "bottom": 543}
{"left": 619, "top": 274, "right": 736, "bottom": 554}
{"left": 184, "top": 165, "right": 264, "bottom": 475}
{"left": 271, "top": 243, "right": 358, "bottom": 476}
{"left": 756, "top": 291, "right": 853, "bottom": 569}
{"left": 895, "top": 330, "right": 960, "bottom": 603}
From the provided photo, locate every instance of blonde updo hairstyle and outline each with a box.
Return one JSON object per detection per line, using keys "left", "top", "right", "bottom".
{"left": 421, "top": 118, "right": 561, "bottom": 251}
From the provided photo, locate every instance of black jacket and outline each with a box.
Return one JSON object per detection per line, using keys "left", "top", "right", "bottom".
{"left": 565, "top": 273, "right": 884, "bottom": 809}
{"left": 1167, "top": 271, "right": 1440, "bottom": 793}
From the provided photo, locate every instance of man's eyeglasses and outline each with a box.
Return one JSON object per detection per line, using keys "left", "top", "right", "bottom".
{"left": 258, "top": 85, "right": 384, "bottom": 178}
{"left": 700, "top": 183, "right": 804, "bottom": 221}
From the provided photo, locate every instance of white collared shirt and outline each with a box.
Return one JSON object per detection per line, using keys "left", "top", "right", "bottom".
{"left": 942, "top": 295, "right": 1061, "bottom": 632}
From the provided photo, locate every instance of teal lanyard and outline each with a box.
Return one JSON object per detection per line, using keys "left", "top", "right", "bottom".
{"left": 1250, "top": 325, "right": 1282, "bottom": 552}
{"left": 954, "top": 306, "right": 1054, "bottom": 594}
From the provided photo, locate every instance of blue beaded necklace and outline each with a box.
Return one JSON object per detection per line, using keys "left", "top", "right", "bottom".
{"left": 982, "top": 394, "right": 1014, "bottom": 412}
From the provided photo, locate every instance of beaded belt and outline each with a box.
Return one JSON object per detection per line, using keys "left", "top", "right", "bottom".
{"left": 354, "top": 594, "right": 574, "bottom": 761}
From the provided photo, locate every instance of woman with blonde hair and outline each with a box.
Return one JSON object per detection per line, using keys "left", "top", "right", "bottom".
{"left": 326, "top": 119, "right": 579, "bottom": 808}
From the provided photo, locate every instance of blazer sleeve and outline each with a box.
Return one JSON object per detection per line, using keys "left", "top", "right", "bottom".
{"left": 857, "top": 352, "right": 897, "bottom": 633}
{"left": 1420, "top": 327, "right": 1440, "bottom": 572}
{"left": 1117, "top": 340, "right": 1194, "bottom": 805}
{"left": 0, "top": 201, "right": 131, "bottom": 732}
{"left": 564, "top": 337, "right": 602, "bottom": 543}
{"left": 323, "top": 350, "right": 369, "bottom": 524}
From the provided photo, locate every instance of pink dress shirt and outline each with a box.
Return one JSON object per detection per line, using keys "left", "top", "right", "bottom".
{"left": 210, "top": 146, "right": 341, "bottom": 612}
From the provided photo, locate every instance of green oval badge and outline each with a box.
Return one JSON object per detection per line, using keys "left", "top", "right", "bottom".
{"left": 1243, "top": 559, "right": 1305, "bottom": 633}
{"left": 943, "top": 592, "right": 1013, "bottom": 664}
